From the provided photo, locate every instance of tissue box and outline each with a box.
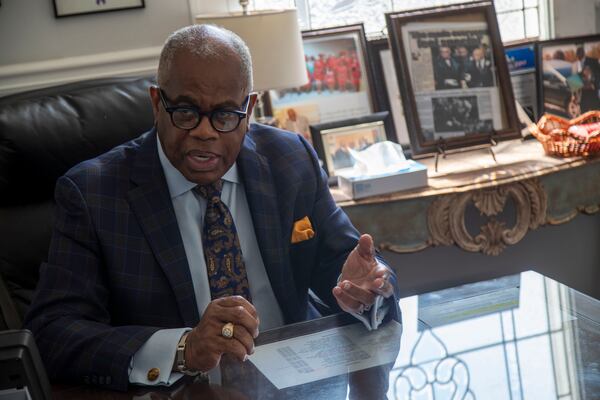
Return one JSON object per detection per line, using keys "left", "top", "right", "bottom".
{"left": 337, "top": 159, "right": 428, "bottom": 199}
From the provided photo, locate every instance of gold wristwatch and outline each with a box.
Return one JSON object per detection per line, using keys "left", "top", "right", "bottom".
{"left": 175, "top": 332, "right": 202, "bottom": 377}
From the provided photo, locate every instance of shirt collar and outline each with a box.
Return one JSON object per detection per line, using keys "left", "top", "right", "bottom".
{"left": 156, "top": 134, "right": 240, "bottom": 199}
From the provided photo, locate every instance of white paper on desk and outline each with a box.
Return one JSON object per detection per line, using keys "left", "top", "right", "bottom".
{"left": 248, "top": 320, "right": 402, "bottom": 389}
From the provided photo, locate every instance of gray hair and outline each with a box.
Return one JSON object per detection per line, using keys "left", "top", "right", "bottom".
{"left": 157, "top": 24, "right": 253, "bottom": 91}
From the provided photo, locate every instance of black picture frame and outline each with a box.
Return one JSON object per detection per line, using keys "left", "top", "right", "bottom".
{"left": 385, "top": 1, "right": 520, "bottom": 156}
{"left": 310, "top": 111, "right": 391, "bottom": 177}
{"left": 268, "top": 24, "right": 378, "bottom": 142}
{"left": 536, "top": 33, "right": 600, "bottom": 120}
{"left": 504, "top": 40, "right": 538, "bottom": 122}
{"left": 53, "top": 0, "right": 145, "bottom": 18}
{"left": 367, "top": 37, "right": 411, "bottom": 148}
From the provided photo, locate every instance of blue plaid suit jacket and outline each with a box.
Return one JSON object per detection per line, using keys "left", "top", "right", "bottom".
{"left": 24, "top": 124, "right": 398, "bottom": 391}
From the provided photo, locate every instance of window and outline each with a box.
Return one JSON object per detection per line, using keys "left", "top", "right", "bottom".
{"left": 251, "top": 0, "right": 550, "bottom": 42}
{"left": 494, "top": 0, "right": 541, "bottom": 42}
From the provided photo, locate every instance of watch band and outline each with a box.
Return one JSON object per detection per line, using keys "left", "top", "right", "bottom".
{"left": 175, "top": 332, "right": 201, "bottom": 376}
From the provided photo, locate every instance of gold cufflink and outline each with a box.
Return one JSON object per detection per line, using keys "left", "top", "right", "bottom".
{"left": 147, "top": 367, "right": 160, "bottom": 382}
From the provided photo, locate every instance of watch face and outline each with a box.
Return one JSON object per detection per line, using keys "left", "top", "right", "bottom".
{"left": 176, "top": 353, "right": 188, "bottom": 372}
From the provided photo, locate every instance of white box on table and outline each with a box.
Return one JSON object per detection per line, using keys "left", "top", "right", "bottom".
{"left": 337, "top": 160, "right": 428, "bottom": 199}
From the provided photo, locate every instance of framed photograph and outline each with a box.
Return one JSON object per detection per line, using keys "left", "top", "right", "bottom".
{"left": 269, "top": 24, "right": 377, "bottom": 142}
{"left": 310, "top": 111, "right": 390, "bottom": 177}
{"left": 537, "top": 34, "right": 600, "bottom": 119}
{"left": 385, "top": 1, "right": 519, "bottom": 156}
{"left": 367, "top": 37, "right": 411, "bottom": 147}
{"left": 505, "top": 41, "right": 538, "bottom": 121}
{"left": 53, "top": 0, "right": 145, "bottom": 18}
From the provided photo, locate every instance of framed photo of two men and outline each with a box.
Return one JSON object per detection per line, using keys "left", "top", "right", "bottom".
{"left": 385, "top": 1, "right": 519, "bottom": 156}
{"left": 537, "top": 34, "right": 600, "bottom": 119}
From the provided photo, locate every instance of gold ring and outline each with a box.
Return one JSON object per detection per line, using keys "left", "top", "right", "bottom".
{"left": 222, "top": 322, "right": 234, "bottom": 339}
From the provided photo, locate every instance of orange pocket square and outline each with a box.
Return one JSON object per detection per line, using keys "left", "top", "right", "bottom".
{"left": 291, "top": 216, "right": 315, "bottom": 244}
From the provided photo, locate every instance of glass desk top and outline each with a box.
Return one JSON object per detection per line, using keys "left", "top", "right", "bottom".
{"left": 53, "top": 271, "right": 599, "bottom": 399}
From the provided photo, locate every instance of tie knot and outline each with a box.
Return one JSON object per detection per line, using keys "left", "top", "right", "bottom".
{"left": 195, "top": 181, "right": 223, "bottom": 202}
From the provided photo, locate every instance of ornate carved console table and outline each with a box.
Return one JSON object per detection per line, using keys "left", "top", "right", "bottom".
{"left": 334, "top": 139, "right": 600, "bottom": 256}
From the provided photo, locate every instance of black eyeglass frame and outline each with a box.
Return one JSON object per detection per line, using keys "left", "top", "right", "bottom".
{"left": 156, "top": 87, "right": 254, "bottom": 133}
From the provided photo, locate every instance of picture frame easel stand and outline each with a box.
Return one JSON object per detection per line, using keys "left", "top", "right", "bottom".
{"left": 432, "top": 133, "right": 499, "bottom": 173}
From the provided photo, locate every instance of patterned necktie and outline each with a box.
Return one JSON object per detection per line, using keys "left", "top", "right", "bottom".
{"left": 194, "top": 181, "right": 252, "bottom": 301}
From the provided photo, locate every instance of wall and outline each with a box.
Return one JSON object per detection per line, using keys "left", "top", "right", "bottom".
{"left": 553, "top": 0, "right": 598, "bottom": 38}
{"left": 0, "top": 0, "right": 192, "bottom": 95}
{"left": 0, "top": 1, "right": 255, "bottom": 96}
{"left": 0, "top": 0, "right": 191, "bottom": 65}
{"left": 188, "top": 0, "right": 243, "bottom": 16}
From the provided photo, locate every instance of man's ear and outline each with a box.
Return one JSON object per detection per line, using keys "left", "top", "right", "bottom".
{"left": 149, "top": 86, "right": 161, "bottom": 125}
{"left": 246, "top": 93, "right": 259, "bottom": 126}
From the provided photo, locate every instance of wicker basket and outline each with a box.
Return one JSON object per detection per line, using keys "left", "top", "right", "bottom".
{"left": 529, "top": 111, "right": 600, "bottom": 157}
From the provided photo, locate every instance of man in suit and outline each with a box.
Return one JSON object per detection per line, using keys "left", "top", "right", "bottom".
{"left": 24, "top": 24, "right": 398, "bottom": 391}
{"left": 465, "top": 48, "right": 494, "bottom": 88}
{"left": 574, "top": 46, "right": 600, "bottom": 113}
{"left": 454, "top": 46, "right": 470, "bottom": 81}
{"left": 573, "top": 46, "right": 600, "bottom": 77}
{"left": 433, "top": 46, "right": 463, "bottom": 90}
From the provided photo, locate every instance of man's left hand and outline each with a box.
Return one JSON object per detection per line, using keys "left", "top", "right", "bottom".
{"left": 332, "top": 234, "right": 394, "bottom": 315}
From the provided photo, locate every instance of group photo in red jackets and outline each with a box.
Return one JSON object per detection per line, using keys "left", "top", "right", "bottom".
{"left": 276, "top": 37, "right": 366, "bottom": 100}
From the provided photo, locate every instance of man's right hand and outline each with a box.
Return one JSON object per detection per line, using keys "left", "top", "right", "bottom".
{"left": 183, "top": 296, "right": 259, "bottom": 372}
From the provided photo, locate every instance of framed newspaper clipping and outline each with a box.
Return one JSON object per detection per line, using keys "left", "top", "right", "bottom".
{"left": 268, "top": 24, "right": 377, "bottom": 143}
{"left": 385, "top": 1, "right": 519, "bottom": 156}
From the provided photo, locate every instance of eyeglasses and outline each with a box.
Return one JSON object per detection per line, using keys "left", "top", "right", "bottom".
{"left": 157, "top": 87, "right": 252, "bottom": 133}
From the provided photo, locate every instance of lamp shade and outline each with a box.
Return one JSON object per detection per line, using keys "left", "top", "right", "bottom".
{"left": 196, "top": 9, "right": 308, "bottom": 92}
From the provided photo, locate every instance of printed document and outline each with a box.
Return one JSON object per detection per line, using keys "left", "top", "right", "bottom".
{"left": 249, "top": 320, "right": 402, "bottom": 389}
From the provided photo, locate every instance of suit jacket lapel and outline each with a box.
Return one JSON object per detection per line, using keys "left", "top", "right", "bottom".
{"left": 127, "top": 130, "right": 199, "bottom": 327}
{"left": 237, "top": 136, "right": 302, "bottom": 323}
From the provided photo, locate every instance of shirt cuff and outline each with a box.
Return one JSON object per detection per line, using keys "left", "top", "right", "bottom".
{"left": 349, "top": 294, "right": 389, "bottom": 331}
{"left": 129, "top": 328, "right": 191, "bottom": 386}
{"left": 337, "top": 270, "right": 390, "bottom": 331}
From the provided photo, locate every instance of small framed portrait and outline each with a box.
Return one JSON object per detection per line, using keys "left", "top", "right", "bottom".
{"left": 269, "top": 24, "right": 378, "bottom": 141}
{"left": 537, "top": 34, "right": 600, "bottom": 119}
{"left": 505, "top": 41, "right": 538, "bottom": 121}
{"left": 310, "top": 111, "right": 390, "bottom": 177}
{"left": 53, "top": 0, "right": 145, "bottom": 18}
{"left": 367, "top": 37, "right": 411, "bottom": 147}
{"left": 385, "top": 1, "right": 519, "bottom": 156}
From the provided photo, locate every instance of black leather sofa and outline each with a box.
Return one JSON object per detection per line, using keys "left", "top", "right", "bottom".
{"left": 0, "top": 76, "right": 156, "bottom": 330}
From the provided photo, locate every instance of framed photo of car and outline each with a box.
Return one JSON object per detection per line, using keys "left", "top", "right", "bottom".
{"left": 268, "top": 24, "right": 377, "bottom": 143}
{"left": 385, "top": 1, "right": 520, "bottom": 156}
{"left": 537, "top": 34, "right": 600, "bottom": 119}
{"left": 505, "top": 40, "right": 538, "bottom": 121}
{"left": 309, "top": 112, "right": 391, "bottom": 177}
{"left": 367, "top": 37, "right": 411, "bottom": 147}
